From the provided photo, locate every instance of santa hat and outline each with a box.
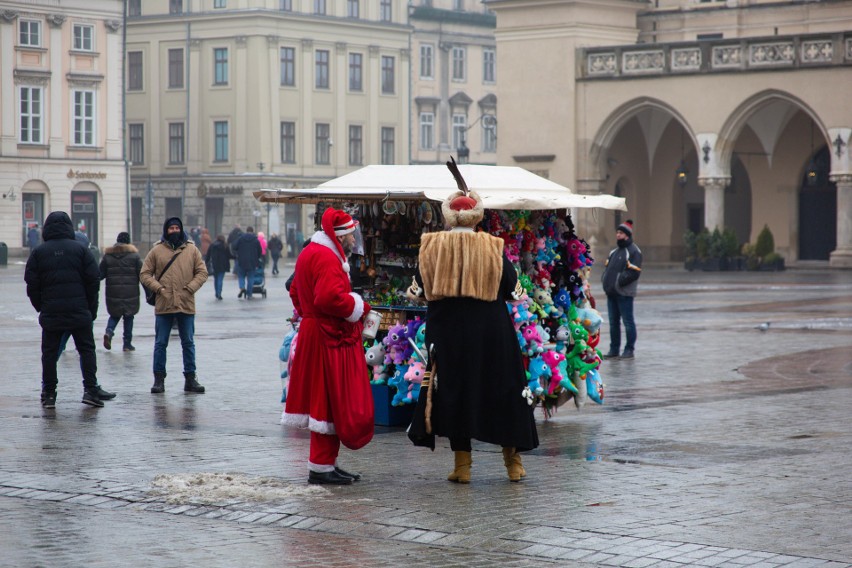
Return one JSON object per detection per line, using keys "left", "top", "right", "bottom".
{"left": 617, "top": 219, "right": 634, "bottom": 237}
{"left": 321, "top": 208, "right": 358, "bottom": 271}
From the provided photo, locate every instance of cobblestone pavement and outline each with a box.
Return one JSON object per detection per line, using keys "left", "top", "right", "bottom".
{"left": 1, "top": 260, "right": 850, "bottom": 568}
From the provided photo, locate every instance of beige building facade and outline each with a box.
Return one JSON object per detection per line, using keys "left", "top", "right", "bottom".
{"left": 126, "top": 0, "right": 410, "bottom": 249}
{"left": 0, "top": 0, "right": 127, "bottom": 257}
{"left": 487, "top": 0, "right": 852, "bottom": 267}
{"left": 409, "top": 1, "right": 498, "bottom": 165}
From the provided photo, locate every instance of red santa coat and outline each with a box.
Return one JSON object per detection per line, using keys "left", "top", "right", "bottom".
{"left": 282, "top": 231, "right": 374, "bottom": 450}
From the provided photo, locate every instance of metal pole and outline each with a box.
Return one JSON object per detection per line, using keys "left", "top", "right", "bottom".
{"left": 121, "top": 0, "right": 131, "bottom": 240}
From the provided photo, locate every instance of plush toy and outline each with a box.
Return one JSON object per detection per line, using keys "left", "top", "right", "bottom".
{"left": 552, "top": 287, "right": 572, "bottom": 313}
{"left": 554, "top": 325, "right": 570, "bottom": 353}
{"left": 520, "top": 323, "right": 544, "bottom": 357}
{"left": 278, "top": 329, "right": 297, "bottom": 402}
{"left": 404, "top": 361, "right": 426, "bottom": 403}
{"left": 526, "top": 356, "right": 551, "bottom": 396}
{"left": 586, "top": 368, "right": 604, "bottom": 404}
{"left": 541, "top": 350, "right": 566, "bottom": 395}
{"left": 388, "top": 364, "right": 410, "bottom": 406}
{"left": 575, "top": 307, "right": 603, "bottom": 335}
{"left": 365, "top": 340, "right": 389, "bottom": 385}
{"left": 533, "top": 287, "right": 561, "bottom": 318}
{"left": 382, "top": 322, "right": 409, "bottom": 365}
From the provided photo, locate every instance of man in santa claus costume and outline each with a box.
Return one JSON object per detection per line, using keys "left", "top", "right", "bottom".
{"left": 282, "top": 208, "right": 374, "bottom": 485}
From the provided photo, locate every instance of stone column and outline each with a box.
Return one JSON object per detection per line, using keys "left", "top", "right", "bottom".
{"left": 829, "top": 174, "right": 852, "bottom": 268}
{"left": 699, "top": 177, "right": 729, "bottom": 231}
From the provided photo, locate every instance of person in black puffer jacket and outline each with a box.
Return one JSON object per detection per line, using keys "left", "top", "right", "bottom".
{"left": 25, "top": 211, "right": 116, "bottom": 408}
{"left": 99, "top": 232, "right": 143, "bottom": 352}
{"left": 600, "top": 219, "right": 643, "bottom": 359}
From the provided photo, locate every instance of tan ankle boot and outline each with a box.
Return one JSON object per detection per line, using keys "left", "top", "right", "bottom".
{"left": 447, "top": 451, "right": 472, "bottom": 483}
{"left": 502, "top": 447, "right": 526, "bottom": 482}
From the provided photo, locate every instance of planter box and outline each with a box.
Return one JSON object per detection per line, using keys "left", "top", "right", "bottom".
{"left": 371, "top": 383, "right": 415, "bottom": 427}
{"left": 702, "top": 258, "right": 724, "bottom": 271}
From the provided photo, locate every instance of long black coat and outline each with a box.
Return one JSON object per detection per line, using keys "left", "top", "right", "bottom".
{"left": 25, "top": 211, "right": 100, "bottom": 331}
{"left": 99, "top": 244, "right": 142, "bottom": 318}
{"left": 417, "top": 257, "right": 539, "bottom": 451}
{"left": 205, "top": 240, "right": 231, "bottom": 274}
{"left": 234, "top": 232, "right": 262, "bottom": 271}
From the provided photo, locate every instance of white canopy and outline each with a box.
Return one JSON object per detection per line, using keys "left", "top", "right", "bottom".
{"left": 253, "top": 164, "right": 626, "bottom": 211}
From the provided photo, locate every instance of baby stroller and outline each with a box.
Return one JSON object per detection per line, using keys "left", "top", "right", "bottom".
{"left": 251, "top": 264, "right": 267, "bottom": 298}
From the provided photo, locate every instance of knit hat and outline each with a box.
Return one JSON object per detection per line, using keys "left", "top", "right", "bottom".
{"left": 617, "top": 219, "right": 634, "bottom": 237}
{"left": 321, "top": 208, "right": 358, "bottom": 272}
{"left": 116, "top": 231, "right": 131, "bottom": 244}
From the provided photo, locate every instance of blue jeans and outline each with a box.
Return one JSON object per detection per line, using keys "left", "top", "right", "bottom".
{"left": 236, "top": 265, "right": 256, "bottom": 297}
{"left": 154, "top": 313, "right": 196, "bottom": 374}
{"left": 213, "top": 272, "right": 225, "bottom": 298}
{"left": 606, "top": 294, "right": 636, "bottom": 353}
{"left": 105, "top": 315, "right": 134, "bottom": 343}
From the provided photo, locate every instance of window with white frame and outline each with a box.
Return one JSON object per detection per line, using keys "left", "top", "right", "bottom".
{"left": 72, "top": 90, "right": 96, "bottom": 146}
{"left": 483, "top": 48, "right": 495, "bottom": 83}
{"left": 168, "top": 49, "right": 184, "bottom": 88}
{"left": 73, "top": 24, "right": 94, "bottom": 51}
{"left": 452, "top": 46, "right": 466, "bottom": 81}
{"left": 214, "top": 121, "right": 229, "bottom": 162}
{"left": 170, "top": 0, "right": 183, "bottom": 14}
{"left": 19, "top": 20, "right": 41, "bottom": 47}
{"left": 19, "top": 86, "right": 43, "bottom": 144}
{"left": 169, "top": 122, "right": 185, "bottom": 164}
{"left": 213, "top": 48, "right": 229, "bottom": 85}
{"left": 381, "top": 127, "right": 394, "bottom": 165}
{"left": 347, "top": 0, "right": 359, "bottom": 18}
{"left": 482, "top": 118, "right": 496, "bottom": 153}
{"left": 279, "top": 0, "right": 292, "bottom": 10}
{"left": 420, "top": 113, "right": 434, "bottom": 150}
{"left": 381, "top": 56, "right": 395, "bottom": 94}
{"left": 349, "top": 125, "right": 363, "bottom": 166}
{"left": 280, "top": 121, "right": 296, "bottom": 163}
{"left": 380, "top": 0, "right": 392, "bottom": 21}
{"left": 128, "top": 51, "right": 143, "bottom": 91}
{"left": 280, "top": 47, "right": 295, "bottom": 86}
{"left": 420, "top": 44, "right": 433, "bottom": 79}
{"left": 315, "top": 50, "right": 329, "bottom": 89}
{"left": 315, "top": 123, "right": 330, "bottom": 164}
{"left": 452, "top": 113, "right": 467, "bottom": 150}
{"left": 349, "top": 53, "right": 362, "bottom": 91}
{"left": 214, "top": 0, "right": 226, "bottom": 8}
{"left": 314, "top": 0, "right": 326, "bottom": 15}
{"left": 129, "top": 123, "right": 144, "bottom": 165}
{"left": 129, "top": 0, "right": 142, "bottom": 16}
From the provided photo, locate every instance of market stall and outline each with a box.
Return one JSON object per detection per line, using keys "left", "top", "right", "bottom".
{"left": 262, "top": 164, "right": 626, "bottom": 423}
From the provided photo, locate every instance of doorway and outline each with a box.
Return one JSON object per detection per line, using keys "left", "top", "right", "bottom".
{"left": 71, "top": 191, "right": 98, "bottom": 246}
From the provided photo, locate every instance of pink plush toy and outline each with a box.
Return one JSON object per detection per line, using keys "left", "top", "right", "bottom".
{"left": 404, "top": 361, "right": 426, "bottom": 402}
{"left": 541, "top": 350, "right": 566, "bottom": 395}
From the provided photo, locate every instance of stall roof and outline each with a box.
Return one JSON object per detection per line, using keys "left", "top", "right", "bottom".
{"left": 253, "top": 164, "right": 627, "bottom": 211}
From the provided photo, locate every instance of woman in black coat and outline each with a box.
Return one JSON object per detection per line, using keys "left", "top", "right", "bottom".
{"left": 268, "top": 233, "right": 284, "bottom": 275}
{"left": 205, "top": 235, "right": 231, "bottom": 300}
{"left": 99, "top": 232, "right": 142, "bottom": 351}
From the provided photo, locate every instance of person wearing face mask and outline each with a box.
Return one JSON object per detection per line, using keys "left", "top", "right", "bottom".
{"left": 600, "top": 219, "right": 642, "bottom": 359}
{"left": 282, "top": 208, "right": 374, "bottom": 485}
{"left": 140, "top": 217, "right": 208, "bottom": 394}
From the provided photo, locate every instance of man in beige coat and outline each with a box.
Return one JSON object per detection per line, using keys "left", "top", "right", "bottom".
{"left": 140, "top": 217, "right": 208, "bottom": 394}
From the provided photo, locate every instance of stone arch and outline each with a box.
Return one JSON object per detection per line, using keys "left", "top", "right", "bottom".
{"left": 589, "top": 96, "right": 697, "bottom": 183}
{"left": 716, "top": 89, "right": 829, "bottom": 176}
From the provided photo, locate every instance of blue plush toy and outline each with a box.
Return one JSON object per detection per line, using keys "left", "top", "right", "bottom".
{"left": 586, "top": 368, "right": 604, "bottom": 404}
{"left": 526, "top": 356, "right": 551, "bottom": 396}
{"left": 388, "top": 364, "right": 410, "bottom": 406}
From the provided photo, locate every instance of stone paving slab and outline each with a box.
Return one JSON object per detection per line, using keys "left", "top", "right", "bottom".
{"left": 1, "top": 263, "right": 851, "bottom": 567}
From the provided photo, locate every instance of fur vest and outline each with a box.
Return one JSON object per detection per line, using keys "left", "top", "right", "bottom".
{"left": 418, "top": 230, "right": 503, "bottom": 302}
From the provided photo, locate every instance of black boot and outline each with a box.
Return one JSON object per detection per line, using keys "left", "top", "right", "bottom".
{"left": 151, "top": 371, "right": 166, "bottom": 394}
{"left": 183, "top": 372, "right": 205, "bottom": 393}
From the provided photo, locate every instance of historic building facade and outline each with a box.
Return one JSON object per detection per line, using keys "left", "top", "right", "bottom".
{"left": 0, "top": 0, "right": 126, "bottom": 257}
{"left": 409, "top": 1, "right": 498, "bottom": 165}
{"left": 126, "top": 0, "right": 410, "bottom": 250}
{"left": 487, "top": 0, "right": 852, "bottom": 267}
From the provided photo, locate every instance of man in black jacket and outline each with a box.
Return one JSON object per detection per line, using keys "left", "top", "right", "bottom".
{"left": 100, "top": 232, "right": 142, "bottom": 351}
{"left": 234, "top": 226, "right": 262, "bottom": 299}
{"left": 600, "top": 219, "right": 643, "bottom": 359}
{"left": 25, "top": 211, "right": 116, "bottom": 408}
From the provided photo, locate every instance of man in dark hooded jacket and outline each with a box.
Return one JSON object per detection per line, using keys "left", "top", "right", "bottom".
{"left": 25, "top": 211, "right": 116, "bottom": 408}
{"left": 140, "top": 217, "right": 208, "bottom": 394}
{"left": 100, "top": 232, "right": 142, "bottom": 352}
{"left": 234, "top": 226, "right": 262, "bottom": 299}
{"left": 600, "top": 219, "right": 643, "bottom": 359}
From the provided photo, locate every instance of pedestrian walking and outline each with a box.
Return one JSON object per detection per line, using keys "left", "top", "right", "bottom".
{"left": 268, "top": 233, "right": 283, "bottom": 275}
{"left": 600, "top": 219, "right": 642, "bottom": 359}
{"left": 257, "top": 231, "right": 269, "bottom": 269}
{"left": 205, "top": 234, "right": 231, "bottom": 300}
{"left": 227, "top": 224, "right": 243, "bottom": 271}
{"left": 140, "top": 217, "right": 208, "bottom": 394}
{"left": 24, "top": 211, "right": 116, "bottom": 408}
{"left": 27, "top": 223, "right": 41, "bottom": 249}
{"left": 200, "top": 227, "right": 212, "bottom": 256}
{"left": 406, "top": 159, "right": 538, "bottom": 483}
{"left": 99, "top": 232, "right": 142, "bottom": 352}
{"left": 234, "top": 226, "right": 262, "bottom": 299}
{"left": 282, "top": 208, "right": 374, "bottom": 485}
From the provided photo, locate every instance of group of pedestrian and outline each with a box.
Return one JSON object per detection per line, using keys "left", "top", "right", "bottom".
{"left": 26, "top": 214, "right": 207, "bottom": 408}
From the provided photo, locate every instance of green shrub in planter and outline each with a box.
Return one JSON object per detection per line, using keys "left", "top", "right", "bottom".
{"left": 754, "top": 225, "right": 775, "bottom": 259}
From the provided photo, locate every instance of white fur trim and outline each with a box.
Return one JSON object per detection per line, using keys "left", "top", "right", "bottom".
{"left": 345, "top": 292, "right": 365, "bottom": 322}
{"left": 308, "top": 462, "right": 336, "bottom": 473}
{"left": 309, "top": 417, "right": 336, "bottom": 435}
{"left": 281, "top": 412, "right": 309, "bottom": 429}
{"left": 311, "top": 230, "right": 347, "bottom": 267}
